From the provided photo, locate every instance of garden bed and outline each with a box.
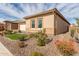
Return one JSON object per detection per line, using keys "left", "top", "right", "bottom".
{"left": 0, "top": 33, "right": 79, "bottom": 56}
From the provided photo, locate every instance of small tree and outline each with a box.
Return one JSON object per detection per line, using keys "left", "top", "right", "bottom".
{"left": 33, "top": 29, "right": 48, "bottom": 46}
{"left": 76, "top": 18, "right": 79, "bottom": 26}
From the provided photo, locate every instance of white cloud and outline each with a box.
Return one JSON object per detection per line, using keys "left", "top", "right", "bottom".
{"left": 55, "top": 3, "right": 68, "bottom": 10}
{"left": 0, "top": 4, "right": 22, "bottom": 18}
{"left": 61, "top": 4, "right": 78, "bottom": 12}
{"left": 0, "top": 3, "right": 79, "bottom": 24}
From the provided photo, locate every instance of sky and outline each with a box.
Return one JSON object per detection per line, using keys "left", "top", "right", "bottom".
{"left": 0, "top": 3, "right": 79, "bottom": 24}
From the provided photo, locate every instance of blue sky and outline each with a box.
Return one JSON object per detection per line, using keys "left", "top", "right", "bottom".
{"left": 0, "top": 3, "right": 79, "bottom": 24}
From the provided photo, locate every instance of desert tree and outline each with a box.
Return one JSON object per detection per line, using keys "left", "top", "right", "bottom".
{"left": 76, "top": 18, "right": 79, "bottom": 26}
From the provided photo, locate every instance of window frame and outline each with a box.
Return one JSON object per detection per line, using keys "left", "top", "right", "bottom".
{"left": 31, "top": 19, "right": 35, "bottom": 28}
{"left": 37, "top": 18, "right": 43, "bottom": 28}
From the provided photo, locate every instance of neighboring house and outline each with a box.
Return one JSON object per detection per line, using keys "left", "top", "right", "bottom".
{"left": 24, "top": 8, "right": 70, "bottom": 35}
{"left": 15, "top": 20, "right": 26, "bottom": 32}
{"left": 4, "top": 20, "right": 26, "bottom": 32}
{"left": 4, "top": 21, "right": 18, "bottom": 31}
{"left": 70, "top": 24, "right": 79, "bottom": 32}
{"left": 0, "top": 23, "right": 5, "bottom": 31}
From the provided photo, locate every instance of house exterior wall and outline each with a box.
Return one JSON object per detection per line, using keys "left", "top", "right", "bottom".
{"left": 54, "top": 14, "right": 69, "bottom": 35}
{"left": 43, "top": 14, "right": 54, "bottom": 35}
{"left": 19, "top": 22, "right": 26, "bottom": 32}
{"left": 0, "top": 24, "right": 5, "bottom": 31}
{"left": 25, "top": 13, "right": 54, "bottom": 35}
{"left": 25, "top": 20, "right": 31, "bottom": 32}
{"left": 5, "top": 22, "right": 11, "bottom": 30}
{"left": 5, "top": 22, "right": 18, "bottom": 31}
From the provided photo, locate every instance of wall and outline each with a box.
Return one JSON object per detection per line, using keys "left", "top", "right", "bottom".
{"left": 19, "top": 22, "right": 26, "bottom": 32}
{"left": 25, "top": 19, "right": 31, "bottom": 32}
{"left": 54, "top": 14, "right": 69, "bottom": 35}
{"left": 5, "top": 22, "right": 11, "bottom": 30}
{"left": 5, "top": 22, "right": 19, "bottom": 31}
{"left": 43, "top": 14, "right": 54, "bottom": 35}
{"left": 25, "top": 13, "right": 54, "bottom": 35}
{"left": 0, "top": 24, "right": 5, "bottom": 31}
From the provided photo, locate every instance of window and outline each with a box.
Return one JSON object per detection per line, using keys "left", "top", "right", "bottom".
{"left": 38, "top": 18, "right": 42, "bottom": 28}
{"left": 11, "top": 23, "right": 18, "bottom": 29}
{"left": 31, "top": 20, "right": 35, "bottom": 28}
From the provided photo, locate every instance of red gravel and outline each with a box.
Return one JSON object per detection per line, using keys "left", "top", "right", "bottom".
{"left": 0, "top": 36, "right": 61, "bottom": 56}
{"left": 0, "top": 36, "right": 25, "bottom": 56}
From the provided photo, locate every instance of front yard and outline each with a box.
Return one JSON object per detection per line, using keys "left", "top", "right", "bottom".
{"left": 0, "top": 29, "right": 79, "bottom": 56}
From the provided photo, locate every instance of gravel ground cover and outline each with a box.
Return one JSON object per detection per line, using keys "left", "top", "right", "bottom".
{"left": 0, "top": 32, "right": 79, "bottom": 56}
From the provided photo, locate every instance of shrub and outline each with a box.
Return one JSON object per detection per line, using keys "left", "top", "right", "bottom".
{"left": 18, "top": 41, "right": 25, "bottom": 48}
{"left": 29, "top": 33, "right": 35, "bottom": 38}
{"left": 17, "top": 34, "right": 29, "bottom": 48}
{"left": 37, "top": 32, "right": 47, "bottom": 46}
{"left": 31, "top": 52, "right": 43, "bottom": 56}
{"left": 25, "top": 35, "right": 30, "bottom": 39}
{"left": 70, "top": 29, "right": 75, "bottom": 38}
{"left": 4, "top": 30, "right": 13, "bottom": 34}
{"left": 34, "top": 30, "right": 47, "bottom": 46}
{"left": 54, "top": 39, "right": 76, "bottom": 56}
{"left": 3, "top": 31, "right": 8, "bottom": 34}
{"left": 18, "top": 30, "right": 22, "bottom": 33}
{"left": 37, "top": 36, "right": 45, "bottom": 46}
{"left": 18, "top": 35, "right": 27, "bottom": 48}
{"left": 42, "top": 28, "right": 46, "bottom": 34}
{"left": 18, "top": 35, "right": 28, "bottom": 48}
{"left": 12, "top": 31, "right": 17, "bottom": 34}
{"left": 28, "top": 29, "right": 48, "bottom": 46}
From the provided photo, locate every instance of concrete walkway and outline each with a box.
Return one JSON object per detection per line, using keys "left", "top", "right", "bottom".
{"left": 0, "top": 42, "right": 13, "bottom": 56}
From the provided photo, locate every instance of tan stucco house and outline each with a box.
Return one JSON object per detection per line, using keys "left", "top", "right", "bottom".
{"left": 4, "top": 8, "right": 70, "bottom": 35}
{"left": 24, "top": 8, "right": 70, "bottom": 35}
{"left": 17, "top": 20, "right": 26, "bottom": 32}
{"left": 4, "top": 20, "right": 26, "bottom": 32}
{"left": 4, "top": 21, "right": 19, "bottom": 31}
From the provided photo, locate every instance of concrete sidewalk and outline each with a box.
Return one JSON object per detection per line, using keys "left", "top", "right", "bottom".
{"left": 0, "top": 42, "right": 13, "bottom": 56}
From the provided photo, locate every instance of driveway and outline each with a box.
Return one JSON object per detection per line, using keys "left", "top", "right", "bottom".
{"left": 0, "top": 42, "right": 13, "bottom": 56}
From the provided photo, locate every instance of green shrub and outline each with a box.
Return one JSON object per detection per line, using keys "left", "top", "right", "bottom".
{"left": 37, "top": 37, "right": 45, "bottom": 46}
{"left": 29, "top": 32, "right": 39, "bottom": 38}
{"left": 37, "top": 32, "right": 47, "bottom": 46}
{"left": 29, "top": 33, "right": 35, "bottom": 38}
{"left": 25, "top": 35, "right": 30, "bottom": 39}
{"left": 4, "top": 30, "right": 13, "bottom": 34}
{"left": 70, "top": 29, "right": 75, "bottom": 37}
{"left": 28, "top": 29, "right": 48, "bottom": 46}
{"left": 31, "top": 52, "right": 43, "bottom": 56}
{"left": 35, "top": 29, "right": 47, "bottom": 46}
{"left": 12, "top": 31, "right": 17, "bottom": 34}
